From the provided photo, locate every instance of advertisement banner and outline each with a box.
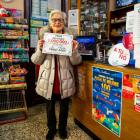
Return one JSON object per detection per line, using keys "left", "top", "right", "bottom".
{"left": 42, "top": 33, "right": 73, "bottom": 56}
{"left": 5, "top": 8, "right": 22, "bottom": 18}
{"left": 122, "top": 74, "right": 135, "bottom": 100}
{"left": 92, "top": 67, "right": 123, "bottom": 137}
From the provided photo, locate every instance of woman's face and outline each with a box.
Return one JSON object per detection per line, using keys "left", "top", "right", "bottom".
{"left": 50, "top": 13, "right": 64, "bottom": 33}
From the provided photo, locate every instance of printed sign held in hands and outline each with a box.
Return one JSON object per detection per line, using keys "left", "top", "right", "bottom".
{"left": 42, "top": 33, "right": 73, "bottom": 56}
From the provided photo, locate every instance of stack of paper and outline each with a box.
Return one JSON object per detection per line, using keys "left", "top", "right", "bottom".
{"left": 40, "top": 0, "right": 48, "bottom": 18}
{"left": 32, "top": 0, "right": 40, "bottom": 17}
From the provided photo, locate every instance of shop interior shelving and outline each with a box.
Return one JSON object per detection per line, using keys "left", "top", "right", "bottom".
{"left": 0, "top": 17, "right": 29, "bottom": 124}
{"left": 109, "top": 3, "right": 137, "bottom": 44}
{"left": 69, "top": 0, "right": 109, "bottom": 43}
{"left": 80, "top": 0, "right": 108, "bottom": 42}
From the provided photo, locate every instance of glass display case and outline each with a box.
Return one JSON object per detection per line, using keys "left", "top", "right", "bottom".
{"left": 70, "top": 0, "right": 77, "bottom": 10}
{"left": 79, "top": 0, "right": 109, "bottom": 43}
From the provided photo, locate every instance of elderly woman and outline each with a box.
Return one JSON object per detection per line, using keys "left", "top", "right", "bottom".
{"left": 31, "top": 10, "right": 82, "bottom": 140}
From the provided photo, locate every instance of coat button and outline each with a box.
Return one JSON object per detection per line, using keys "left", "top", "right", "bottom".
{"left": 51, "top": 83, "right": 52, "bottom": 84}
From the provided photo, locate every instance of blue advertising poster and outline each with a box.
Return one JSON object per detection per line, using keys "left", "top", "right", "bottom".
{"left": 92, "top": 67, "right": 123, "bottom": 137}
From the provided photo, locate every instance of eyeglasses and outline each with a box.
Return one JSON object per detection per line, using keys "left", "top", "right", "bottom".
{"left": 51, "top": 18, "right": 64, "bottom": 23}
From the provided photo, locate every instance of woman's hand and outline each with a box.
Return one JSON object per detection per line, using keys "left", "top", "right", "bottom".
{"left": 72, "top": 40, "right": 79, "bottom": 51}
{"left": 38, "top": 40, "right": 45, "bottom": 50}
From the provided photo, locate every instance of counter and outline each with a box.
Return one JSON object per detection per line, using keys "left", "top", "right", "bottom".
{"left": 72, "top": 61, "right": 140, "bottom": 140}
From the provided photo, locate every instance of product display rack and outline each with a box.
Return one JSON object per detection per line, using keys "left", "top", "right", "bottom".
{"left": 109, "top": 3, "right": 136, "bottom": 44}
{"left": 0, "top": 17, "right": 29, "bottom": 125}
{"left": 69, "top": 0, "right": 109, "bottom": 43}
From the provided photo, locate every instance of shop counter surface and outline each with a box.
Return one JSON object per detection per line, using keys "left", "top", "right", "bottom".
{"left": 72, "top": 61, "right": 140, "bottom": 140}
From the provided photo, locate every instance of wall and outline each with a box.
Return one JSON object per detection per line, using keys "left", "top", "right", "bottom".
{"left": 0, "top": 0, "right": 24, "bottom": 17}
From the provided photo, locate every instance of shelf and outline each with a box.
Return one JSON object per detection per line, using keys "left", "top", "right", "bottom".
{"left": 111, "top": 35, "right": 123, "bottom": 37}
{"left": 97, "top": 39, "right": 108, "bottom": 43}
{"left": 30, "top": 17, "right": 49, "bottom": 21}
{"left": 0, "top": 83, "right": 27, "bottom": 90}
{"left": 0, "top": 59, "right": 29, "bottom": 63}
{"left": 0, "top": 48, "right": 29, "bottom": 52}
{"left": 111, "top": 20, "right": 126, "bottom": 24}
{"left": 0, "top": 90, "right": 27, "bottom": 114}
{"left": 112, "top": 4, "right": 135, "bottom": 12}
{"left": 0, "top": 26, "right": 28, "bottom": 30}
{"left": 0, "top": 36, "right": 28, "bottom": 40}
{"left": 81, "top": 15, "right": 107, "bottom": 20}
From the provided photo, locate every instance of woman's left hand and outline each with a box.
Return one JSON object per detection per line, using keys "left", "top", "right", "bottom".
{"left": 72, "top": 40, "right": 79, "bottom": 51}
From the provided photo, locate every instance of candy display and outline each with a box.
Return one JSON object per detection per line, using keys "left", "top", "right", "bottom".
{"left": 8, "top": 52, "right": 13, "bottom": 59}
{"left": 17, "top": 31, "right": 22, "bottom": 36}
{"left": 0, "top": 5, "right": 7, "bottom": 17}
{"left": 10, "top": 41, "right": 16, "bottom": 48}
{"left": 2, "top": 52, "right": 8, "bottom": 59}
{"left": 13, "top": 52, "right": 18, "bottom": 59}
{"left": 15, "top": 41, "right": 21, "bottom": 48}
{"left": 5, "top": 41, "right": 10, "bottom": 48}
{"left": 6, "top": 30, "right": 11, "bottom": 35}
{"left": 23, "top": 31, "right": 28, "bottom": 36}
{"left": 0, "top": 29, "right": 28, "bottom": 39}
{"left": 23, "top": 51, "right": 29, "bottom": 59}
{"left": 11, "top": 30, "right": 17, "bottom": 36}
{"left": 0, "top": 7, "right": 29, "bottom": 88}
{"left": 0, "top": 29, "right": 6, "bottom": 39}
{"left": 0, "top": 40, "right": 4, "bottom": 47}
{"left": 6, "top": 17, "right": 13, "bottom": 24}
{"left": 18, "top": 51, "right": 23, "bottom": 59}
{"left": 0, "top": 51, "right": 28, "bottom": 59}
{"left": 0, "top": 52, "right": 2, "bottom": 59}
{"left": 9, "top": 66, "right": 27, "bottom": 84}
{"left": 0, "top": 16, "right": 28, "bottom": 29}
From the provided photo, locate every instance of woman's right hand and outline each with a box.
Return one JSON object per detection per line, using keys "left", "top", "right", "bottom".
{"left": 38, "top": 40, "right": 45, "bottom": 50}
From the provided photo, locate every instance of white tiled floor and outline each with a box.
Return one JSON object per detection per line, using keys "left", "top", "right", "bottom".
{"left": 0, "top": 102, "right": 93, "bottom": 140}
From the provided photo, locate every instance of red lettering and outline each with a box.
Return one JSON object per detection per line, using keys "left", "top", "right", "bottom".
{"left": 119, "top": 54, "right": 127, "bottom": 61}
{"left": 123, "top": 56, "right": 126, "bottom": 60}
{"left": 119, "top": 54, "right": 123, "bottom": 59}
{"left": 51, "top": 39, "right": 54, "bottom": 43}
{"left": 114, "top": 48, "right": 117, "bottom": 52}
{"left": 118, "top": 49, "right": 124, "bottom": 54}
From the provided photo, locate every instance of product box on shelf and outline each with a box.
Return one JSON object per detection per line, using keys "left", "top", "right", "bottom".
{"left": 10, "top": 75, "right": 25, "bottom": 84}
{"left": 0, "top": 71, "right": 9, "bottom": 85}
{"left": 0, "top": 17, "right": 28, "bottom": 29}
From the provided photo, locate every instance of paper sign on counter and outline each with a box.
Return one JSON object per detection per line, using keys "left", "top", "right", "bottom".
{"left": 42, "top": 33, "right": 73, "bottom": 56}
